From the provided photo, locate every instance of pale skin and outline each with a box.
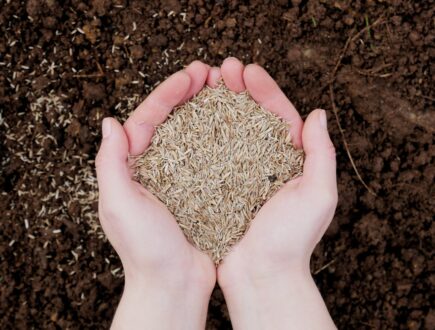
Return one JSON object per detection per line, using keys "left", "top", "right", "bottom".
{"left": 95, "top": 57, "right": 337, "bottom": 329}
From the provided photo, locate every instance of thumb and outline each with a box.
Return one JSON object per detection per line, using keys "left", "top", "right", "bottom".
{"left": 300, "top": 109, "right": 337, "bottom": 196}
{"left": 95, "top": 117, "right": 134, "bottom": 202}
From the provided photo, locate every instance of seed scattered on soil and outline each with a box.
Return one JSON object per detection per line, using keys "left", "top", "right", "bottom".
{"left": 132, "top": 83, "right": 304, "bottom": 263}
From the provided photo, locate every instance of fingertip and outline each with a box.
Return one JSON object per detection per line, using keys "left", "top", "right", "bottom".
{"left": 102, "top": 117, "right": 112, "bottom": 139}
{"left": 302, "top": 109, "right": 334, "bottom": 154}
{"left": 223, "top": 56, "right": 240, "bottom": 64}
{"left": 183, "top": 60, "right": 209, "bottom": 102}
{"left": 148, "top": 70, "right": 192, "bottom": 110}
{"left": 101, "top": 117, "right": 126, "bottom": 143}
{"left": 300, "top": 109, "right": 336, "bottom": 190}
{"left": 206, "top": 67, "right": 222, "bottom": 88}
{"left": 243, "top": 63, "right": 261, "bottom": 78}
{"left": 96, "top": 118, "right": 135, "bottom": 200}
{"left": 96, "top": 117, "right": 129, "bottom": 168}
{"left": 124, "top": 70, "right": 191, "bottom": 155}
{"left": 185, "top": 60, "right": 207, "bottom": 69}
{"left": 221, "top": 57, "right": 245, "bottom": 93}
{"left": 318, "top": 109, "right": 328, "bottom": 129}
{"left": 172, "top": 70, "right": 192, "bottom": 101}
{"left": 243, "top": 63, "right": 268, "bottom": 91}
{"left": 243, "top": 63, "right": 275, "bottom": 100}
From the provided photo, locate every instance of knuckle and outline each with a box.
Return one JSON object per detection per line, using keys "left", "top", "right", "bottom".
{"left": 95, "top": 150, "right": 106, "bottom": 170}
{"left": 326, "top": 142, "right": 336, "bottom": 160}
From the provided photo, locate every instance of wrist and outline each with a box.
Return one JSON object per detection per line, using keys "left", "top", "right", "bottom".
{"left": 218, "top": 261, "right": 335, "bottom": 330}
{"left": 124, "top": 269, "right": 214, "bottom": 304}
{"left": 219, "top": 264, "right": 312, "bottom": 305}
{"left": 112, "top": 276, "right": 213, "bottom": 330}
{"left": 218, "top": 247, "right": 311, "bottom": 293}
{"left": 121, "top": 251, "right": 216, "bottom": 301}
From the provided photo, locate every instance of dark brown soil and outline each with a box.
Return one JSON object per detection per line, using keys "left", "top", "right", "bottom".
{"left": 0, "top": 1, "right": 433, "bottom": 329}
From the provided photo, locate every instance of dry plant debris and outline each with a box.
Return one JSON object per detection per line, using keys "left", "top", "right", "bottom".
{"left": 132, "top": 83, "right": 304, "bottom": 263}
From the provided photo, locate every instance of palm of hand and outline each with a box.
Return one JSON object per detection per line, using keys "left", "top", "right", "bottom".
{"left": 99, "top": 182, "right": 211, "bottom": 280}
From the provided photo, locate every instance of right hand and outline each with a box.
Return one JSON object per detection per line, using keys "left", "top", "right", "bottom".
{"left": 96, "top": 61, "right": 222, "bottom": 330}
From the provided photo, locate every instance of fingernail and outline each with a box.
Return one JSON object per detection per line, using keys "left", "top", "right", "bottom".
{"left": 102, "top": 118, "right": 112, "bottom": 138}
{"left": 319, "top": 110, "right": 327, "bottom": 129}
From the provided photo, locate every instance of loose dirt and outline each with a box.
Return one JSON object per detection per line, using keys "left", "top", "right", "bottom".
{"left": 0, "top": 1, "right": 433, "bottom": 329}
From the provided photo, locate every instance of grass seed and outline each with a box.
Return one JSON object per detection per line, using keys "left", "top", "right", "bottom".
{"left": 132, "top": 83, "right": 304, "bottom": 263}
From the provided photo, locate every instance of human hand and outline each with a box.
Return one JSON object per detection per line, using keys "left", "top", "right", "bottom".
{"left": 217, "top": 58, "right": 337, "bottom": 329}
{"left": 96, "top": 61, "right": 222, "bottom": 330}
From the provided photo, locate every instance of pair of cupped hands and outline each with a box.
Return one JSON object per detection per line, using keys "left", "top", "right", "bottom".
{"left": 96, "top": 58, "right": 337, "bottom": 329}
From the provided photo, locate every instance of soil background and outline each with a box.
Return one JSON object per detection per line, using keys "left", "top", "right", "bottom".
{"left": 0, "top": 0, "right": 434, "bottom": 329}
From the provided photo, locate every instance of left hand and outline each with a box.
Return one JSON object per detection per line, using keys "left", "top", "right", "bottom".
{"left": 217, "top": 58, "right": 337, "bottom": 330}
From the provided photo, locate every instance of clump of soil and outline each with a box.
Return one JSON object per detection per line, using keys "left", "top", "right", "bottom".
{"left": 133, "top": 83, "right": 303, "bottom": 263}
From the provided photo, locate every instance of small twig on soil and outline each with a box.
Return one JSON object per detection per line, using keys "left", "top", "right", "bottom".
{"left": 324, "top": 16, "right": 387, "bottom": 196}
{"left": 325, "top": 15, "right": 386, "bottom": 88}
{"left": 73, "top": 73, "right": 104, "bottom": 78}
{"left": 328, "top": 30, "right": 355, "bottom": 86}
{"left": 73, "top": 61, "right": 104, "bottom": 79}
{"left": 358, "top": 322, "right": 377, "bottom": 329}
{"left": 356, "top": 71, "right": 393, "bottom": 78}
{"left": 355, "top": 63, "right": 394, "bottom": 77}
{"left": 359, "top": 62, "right": 393, "bottom": 74}
{"left": 351, "top": 15, "right": 386, "bottom": 43}
{"left": 420, "top": 94, "right": 435, "bottom": 102}
{"left": 329, "top": 85, "right": 376, "bottom": 196}
{"left": 314, "top": 259, "right": 336, "bottom": 275}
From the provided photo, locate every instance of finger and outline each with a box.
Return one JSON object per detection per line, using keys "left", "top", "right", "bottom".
{"left": 182, "top": 60, "right": 210, "bottom": 103}
{"left": 206, "top": 67, "right": 222, "bottom": 88}
{"left": 124, "top": 71, "right": 191, "bottom": 155}
{"left": 243, "top": 63, "right": 303, "bottom": 148}
{"left": 300, "top": 109, "right": 337, "bottom": 195}
{"left": 96, "top": 118, "right": 135, "bottom": 202}
{"left": 221, "top": 57, "right": 245, "bottom": 93}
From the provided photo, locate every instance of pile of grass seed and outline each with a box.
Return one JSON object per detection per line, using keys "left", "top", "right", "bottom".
{"left": 132, "top": 83, "right": 304, "bottom": 263}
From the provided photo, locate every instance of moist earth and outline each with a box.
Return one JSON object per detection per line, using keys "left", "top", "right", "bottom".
{"left": 0, "top": 1, "right": 434, "bottom": 329}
